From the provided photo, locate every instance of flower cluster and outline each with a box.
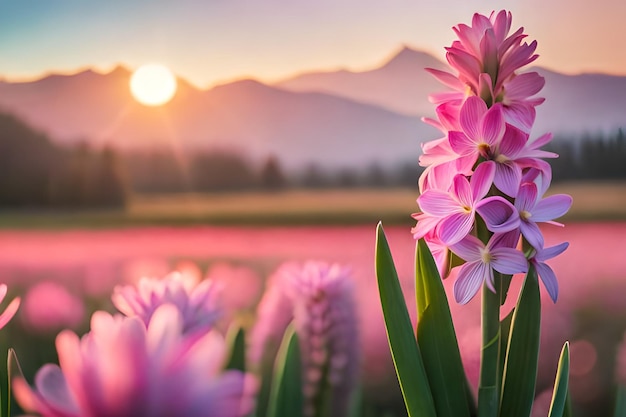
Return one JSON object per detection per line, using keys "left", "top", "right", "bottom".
{"left": 251, "top": 261, "right": 360, "bottom": 417}
{"left": 15, "top": 272, "right": 254, "bottom": 417}
{"left": 112, "top": 271, "right": 221, "bottom": 334}
{"left": 412, "top": 10, "right": 572, "bottom": 304}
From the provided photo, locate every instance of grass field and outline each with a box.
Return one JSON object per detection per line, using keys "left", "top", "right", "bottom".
{"left": 0, "top": 181, "right": 624, "bottom": 229}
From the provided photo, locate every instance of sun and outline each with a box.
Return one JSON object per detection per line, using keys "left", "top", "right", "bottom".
{"left": 130, "top": 64, "right": 178, "bottom": 106}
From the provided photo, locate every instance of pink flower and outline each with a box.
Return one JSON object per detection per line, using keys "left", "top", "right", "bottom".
{"left": 0, "top": 284, "right": 20, "bottom": 330}
{"left": 529, "top": 242, "right": 569, "bottom": 303}
{"left": 14, "top": 305, "right": 255, "bottom": 417}
{"left": 112, "top": 271, "right": 221, "bottom": 335}
{"left": 450, "top": 232, "right": 528, "bottom": 304}
{"left": 514, "top": 182, "right": 573, "bottom": 249}
{"left": 416, "top": 161, "right": 518, "bottom": 245}
{"left": 251, "top": 261, "right": 359, "bottom": 417}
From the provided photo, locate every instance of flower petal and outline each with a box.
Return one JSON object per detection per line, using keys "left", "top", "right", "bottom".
{"left": 481, "top": 103, "right": 505, "bottom": 145}
{"left": 494, "top": 161, "right": 522, "bottom": 197}
{"left": 534, "top": 261, "right": 558, "bottom": 302}
{"left": 491, "top": 247, "right": 528, "bottom": 275}
{"left": 0, "top": 296, "right": 20, "bottom": 330}
{"left": 454, "top": 261, "right": 488, "bottom": 304}
{"left": 520, "top": 219, "right": 544, "bottom": 250}
{"left": 536, "top": 242, "right": 569, "bottom": 262}
{"left": 449, "top": 131, "right": 477, "bottom": 156}
{"left": 418, "top": 190, "right": 459, "bottom": 216}
{"left": 477, "top": 197, "right": 520, "bottom": 233}
{"left": 450, "top": 234, "right": 483, "bottom": 262}
{"left": 515, "top": 182, "right": 538, "bottom": 212}
{"left": 439, "top": 212, "right": 474, "bottom": 245}
{"left": 34, "top": 364, "right": 80, "bottom": 415}
{"left": 471, "top": 161, "right": 496, "bottom": 201}
{"left": 460, "top": 96, "right": 487, "bottom": 140}
{"left": 452, "top": 174, "right": 473, "bottom": 207}
{"left": 532, "top": 194, "right": 573, "bottom": 222}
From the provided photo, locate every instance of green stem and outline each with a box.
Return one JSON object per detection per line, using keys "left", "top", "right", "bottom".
{"left": 476, "top": 219, "right": 499, "bottom": 417}
{"left": 478, "top": 281, "right": 500, "bottom": 417}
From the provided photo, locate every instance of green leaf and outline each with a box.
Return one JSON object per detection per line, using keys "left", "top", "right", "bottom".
{"left": 548, "top": 341, "right": 570, "bottom": 417}
{"left": 499, "top": 266, "right": 541, "bottom": 417}
{"left": 498, "top": 307, "right": 515, "bottom": 396}
{"left": 225, "top": 324, "right": 246, "bottom": 372}
{"left": 614, "top": 384, "right": 626, "bottom": 417}
{"left": 267, "top": 325, "right": 303, "bottom": 417}
{"left": 375, "top": 223, "right": 436, "bottom": 417}
{"left": 7, "top": 349, "right": 24, "bottom": 417}
{"left": 415, "top": 239, "right": 471, "bottom": 417}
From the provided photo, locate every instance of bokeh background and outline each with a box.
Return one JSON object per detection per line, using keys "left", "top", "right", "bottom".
{"left": 0, "top": 1, "right": 625, "bottom": 416}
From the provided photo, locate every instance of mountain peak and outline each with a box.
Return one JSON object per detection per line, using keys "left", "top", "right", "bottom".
{"left": 381, "top": 45, "right": 446, "bottom": 71}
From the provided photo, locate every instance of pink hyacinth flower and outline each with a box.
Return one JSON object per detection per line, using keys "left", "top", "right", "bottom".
{"left": 0, "top": 284, "right": 20, "bottom": 330}
{"left": 251, "top": 261, "right": 359, "bottom": 417}
{"left": 417, "top": 161, "right": 518, "bottom": 245}
{"left": 514, "top": 182, "right": 573, "bottom": 249}
{"left": 448, "top": 97, "right": 505, "bottom": 168}
{"left": 14, "top": 305, "right": 255, "bottom": 417}
{"left": 529, "top": 242, "right": 569, "bottom": 303}
{"left": 112, "top": 271, "right": 221, "bottom": 334}
{"left": 450, "top": 232, "right": 528, "bottom": 304}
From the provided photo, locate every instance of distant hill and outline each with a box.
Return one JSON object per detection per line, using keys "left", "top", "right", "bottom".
{"left": 0, "top": 47, "right": 625, "bottom": 174}
{"left": 0, "top": 67, "right": 437, "bottom": 172}
{"left": 276, "top": 46, "right": 448, "bottom": 116}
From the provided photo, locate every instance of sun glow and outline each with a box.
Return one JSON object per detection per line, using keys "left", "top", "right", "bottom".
{"left": 130, "top": 64, "right": 177, "bottom": 106}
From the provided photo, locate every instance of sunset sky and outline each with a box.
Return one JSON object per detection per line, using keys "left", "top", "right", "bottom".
{"left": 1, "top": 0, "right": 625, "bottom": 88}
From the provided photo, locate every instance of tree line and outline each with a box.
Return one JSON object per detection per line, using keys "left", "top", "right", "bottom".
{"left": 0, "top": 111, "right": 624, "bottom": 208}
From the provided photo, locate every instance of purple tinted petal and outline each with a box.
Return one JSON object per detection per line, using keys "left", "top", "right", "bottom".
{"left": 439, "top": 212, "right": 475, "bottom": 245}
{"left": 504, "top": 104, "right": 536, "bottom": 132}
{"left": 494, "top": 161, "right": 522, "bottom": 197}
{"left": 515, "top": 182, "right": 538, "bottom": 212}
{"left": 536, "top": 242, "right": 569, "bottom": 262}
{"left": 34, "top": 364, "right": 80, "bottom": 415}
{"left": 449, "top": 130, "right": 477, "bottom": 156}
{"left": 534, "top": 261, "right": 558, "bottom": 302}
{"left": 490, "top": 230, "right": 522, "bottom": 249}
{"left": 505, "top": 72, "right": 545, "bottom": 100}
{"left": 490, "top": 248, "right": 529, "bottom": 274}
{"left": 532, "top": 194, "right": 573, "bottom": 222}
{"left": 418, "top": 190, "right": 459, "bottom": 216}
{"left": 477, "top": 197, "right": 520, "bottom": 233}
{"left": 481, "top": 104, "right": 505, "bottom": 145}
{"left": 450, "top": 234, "right": 483, "bottom": 262}
{"left": 452, "top": 174, "right": 473, "bottom": 207}
{"left": 470, "top": 161, "right": 495, "bottom": 201}
{"left": 528, "top": 132, "right": 553, "bottom": 149}
{"left": 454, "top": 261, "right": 488, "bottom": 304}
{"left": 520, "top": 220, "right": 544, "bottom": 250}
{"left": 498, "top": 124, "right": 528, "bottom": 158}
{"left": 460, "top": 96, "right": 487, "bottom": 140}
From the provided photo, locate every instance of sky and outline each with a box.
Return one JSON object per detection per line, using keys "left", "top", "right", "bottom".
{"left": 1, "top": 0, "right": 625, "bottom": 88}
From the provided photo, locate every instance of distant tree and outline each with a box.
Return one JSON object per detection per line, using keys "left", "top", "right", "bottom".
{"left": 300, "top": 163, "right": 329, "bottom": 189}
{"left": 0, "top": 113, "right": 63, "bottom": 207}
{"left": 87, "top": 147, "right": 129, "bottom": 207}
{"left": 190, "top": 150, "right": 256, "bottom": 191}
{"left": 259, "top": 154, "right": 288, "bottom": 190}
{"left": 336, "top": 168, "right": 359, "bottom": 188}
{"left": 364, "top": 162, "right": 387, "bottom": 187}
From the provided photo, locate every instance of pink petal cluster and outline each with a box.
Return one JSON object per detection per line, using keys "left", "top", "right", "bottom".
{"left": 413, "top": 10, "right": 572, "bottom": 304}
{"left": 112, "top": 271, "right": 221, "bottom": 334}
{"left": 14, "top": 304, "right": 255, "bottom": 417}
{"left": 251, "top": 261, "right": 360, "bottom": 417}
{"left": 0, "top": 283, "right": 20, "bottom": 330}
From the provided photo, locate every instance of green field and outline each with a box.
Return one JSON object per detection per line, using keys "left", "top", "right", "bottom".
{"left": 0, "top": 182, "right": 624, "bottom": 229}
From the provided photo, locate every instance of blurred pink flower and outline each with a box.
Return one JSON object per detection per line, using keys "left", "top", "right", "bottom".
{"left": 251, "top": 261, "right": 359, "bottom": 417}
{"left": 21, "top": 281, "right": 84, "bottom": 333}
{"left": 112, "top": 271, "right": 221, "bottom": 335}
{"left": 205, "top": 262, "right": 263, "bottom": 315}
{"left": 14, "top": 304, "right": 255, "bottom": 417}
{"left": 0, "top": 283, "right": 19, "bottom": 330}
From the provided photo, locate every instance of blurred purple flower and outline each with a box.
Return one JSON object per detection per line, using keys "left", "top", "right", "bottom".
{"left": 14, "top": 304, "right": 255, "bottom": 417}
{"left": 112, "top": 271, "right": 221, "bottom": 335}
{"left": 251, "top": 261, "right": 360, "bottom": 417}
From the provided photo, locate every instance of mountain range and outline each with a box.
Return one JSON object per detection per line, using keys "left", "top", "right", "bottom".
{"left": 0, "top": 46, "right": 624, "bottom": 171}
